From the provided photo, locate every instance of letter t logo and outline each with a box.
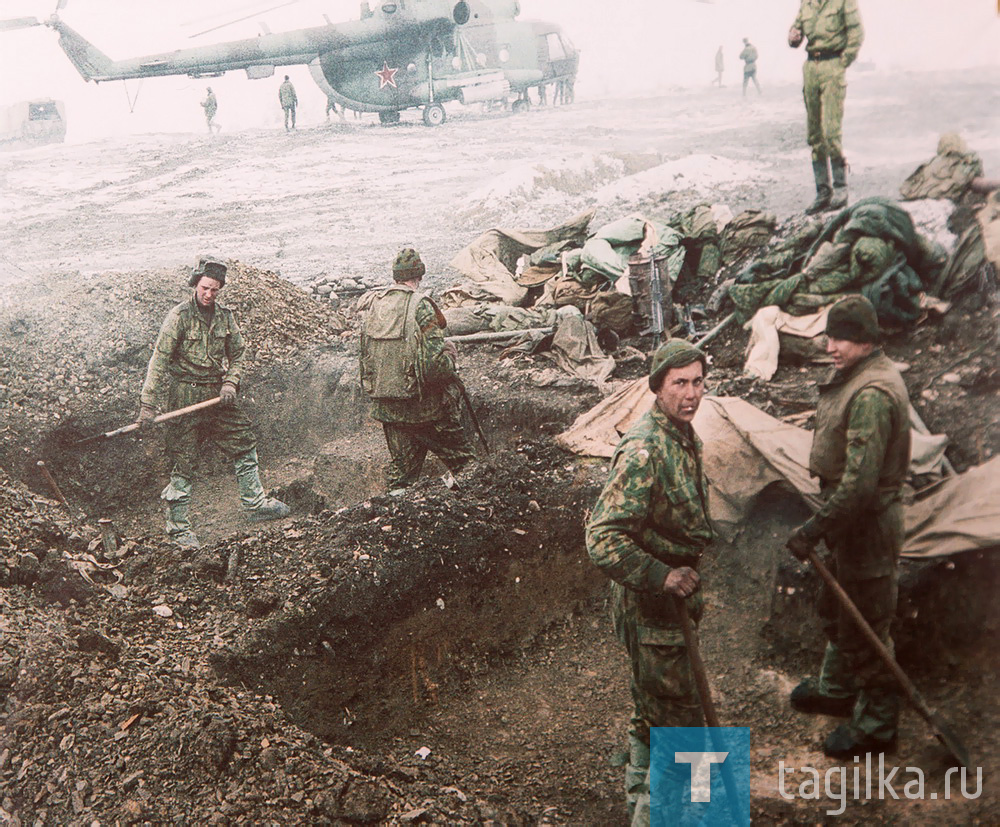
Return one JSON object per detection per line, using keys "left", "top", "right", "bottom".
{"left": 675, "top": 752, "right": 729, "bottom": 802}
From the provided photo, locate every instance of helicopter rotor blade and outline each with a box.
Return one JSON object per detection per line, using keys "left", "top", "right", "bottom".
{"left": 187, "top": 0, "right": 299, "bottom": 39}
{"left": 0, "top": 16, "right": 41, "bottom": 32}
{"left": 55, "top": 0, "right": 69, "bottom": 11}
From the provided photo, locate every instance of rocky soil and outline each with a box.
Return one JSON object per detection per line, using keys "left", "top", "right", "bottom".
{"left": 1, "top": 70, "right": 999, "bottom": 825}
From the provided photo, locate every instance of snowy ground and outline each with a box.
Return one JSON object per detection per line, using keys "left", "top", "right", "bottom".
{"left": 1, "top": 68, "right": 999, "bottom": 292}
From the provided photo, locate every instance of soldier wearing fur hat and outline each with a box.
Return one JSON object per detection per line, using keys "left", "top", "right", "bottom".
{"left": 359, "top": 248, "right": 474, "bottom": 490}
{"left": 586, "top": 339, "right": 714, "bottom": 825}
{"left": 136, "top": 255, "right": 289, "bottom": 549}
{"left": 786, "top": 294, "right": 911, "bottom": 758}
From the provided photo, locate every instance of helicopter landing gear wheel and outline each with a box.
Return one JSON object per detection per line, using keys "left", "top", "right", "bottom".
{"left": 422, "top": 103, "right": 446, "bottom": 127}
{"left": 511, "top": 98, "right": 530, "bottom": 115}
{"left": 378, "top": 110, "right": 400, "bottom": 125}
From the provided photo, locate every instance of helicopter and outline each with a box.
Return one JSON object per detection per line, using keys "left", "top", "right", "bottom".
{"left": 0, "top": 1, "right": 580, "bottom": 126}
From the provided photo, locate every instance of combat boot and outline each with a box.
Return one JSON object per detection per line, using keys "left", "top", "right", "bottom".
{"left": 162, "top": 475, "right": 201, "bottom": 550}
{"left": 234, "top": 448, "right": 290, "bottom": 522}
{"left": 829, "top": 157, "right": 849, "bottom": 210}
{"left": 790, "top": 677, "right": 855, "bottom": 716}
{"left": 805, "top": 159, "right": 832, "bottom": 215}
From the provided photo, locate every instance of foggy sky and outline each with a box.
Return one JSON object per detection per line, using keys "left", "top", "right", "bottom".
{"left": 0, "top": 0, "right": 997, "bottom": 141}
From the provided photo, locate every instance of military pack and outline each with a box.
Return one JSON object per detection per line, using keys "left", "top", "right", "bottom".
{"left": 359, "top": 287, "right": 428, "bottom": 400}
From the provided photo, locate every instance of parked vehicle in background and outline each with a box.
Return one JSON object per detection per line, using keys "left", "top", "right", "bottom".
{"left": 0, "top": 99, "right": 66, "bottom": 148}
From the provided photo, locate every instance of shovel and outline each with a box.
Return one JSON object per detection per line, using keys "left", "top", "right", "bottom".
{"left": 674, "top": 596, "right": 749, "bottom": 826}
{"left": 73, "top": 396, "right": 222, "bottom": 447}
{"left": 804, "top": 547, "right": 971, "bottom": 768}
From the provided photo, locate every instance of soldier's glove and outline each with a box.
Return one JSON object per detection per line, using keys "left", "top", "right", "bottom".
{"left": 787, "top": 26, "right": 803, "bottom": 48}
{"left": 785, "top": 527, "right": 817, "bottom": 562}
{"left": 220, "top": 382, "right": 238, "bottom": 407}
{"left": 137, "top": 404, "right": 157, "bottom": 430}
{"left": 443, "top": 340, "right": 458, "bottom": 361}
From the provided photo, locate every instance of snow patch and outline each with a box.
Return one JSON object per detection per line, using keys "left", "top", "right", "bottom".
{"left": 595, "top": 154, "right": 772, "bottom": 206}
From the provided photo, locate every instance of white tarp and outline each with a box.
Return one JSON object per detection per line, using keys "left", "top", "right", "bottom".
{"left": 556, "top": 383, "right": 999, "bottom": 558}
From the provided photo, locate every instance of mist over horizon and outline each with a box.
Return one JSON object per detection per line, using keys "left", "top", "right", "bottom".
{"left": 0, "top": 0, "right": 997, "bottom": 141}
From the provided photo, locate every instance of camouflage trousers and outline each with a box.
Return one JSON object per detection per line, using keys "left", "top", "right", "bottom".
{"left": 803, "top": 57, "right": 847, "bottom": 162}
{"left": 165, "top": 380, "right": 257, "bottom": 479}
{"left": 613, "top": 586, "right": 703, "bottom": 825}
{"left": 817, "top": 566, "right": 900, "bottom": 742}
{"left": 380, "top": 393, "right": 474, "bottom": 489}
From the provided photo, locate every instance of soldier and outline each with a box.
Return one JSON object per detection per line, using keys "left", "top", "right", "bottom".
{"left": 359, "top": 249, "right": 475, "bottom": 491}
{"left": 278, "top": 75, "right": 298, "bottom": 131}
{"left": 586, "top": 339, "right": 714, "bottom": 826}
{"left": 788, "top": 0, "right": 864, "bottom": 214}
{"left": 201, "top": 87, "right": 219, "bottom": 133}
{"left": 740, "top": 37, "right": 761, "bottom": 96}
{"left": 786, "top": 295, "right": 910, "bottom": 758}
{"left": 713, "top": 45, "right": 724, "bottom": 87}
{"left": 136, "top": 255, "right": 289, "bottom": 549}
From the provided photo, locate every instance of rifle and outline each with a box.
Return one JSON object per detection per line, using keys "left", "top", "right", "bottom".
{"left": 453, "top": 378, "right": 491, "bottom": 457}
{"left": 73, "top": 397, "right": 223, "bottom": 447}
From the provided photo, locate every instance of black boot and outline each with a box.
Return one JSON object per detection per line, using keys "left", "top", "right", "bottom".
{"left": 829, "top": 157, "right": 849, "bottom": 210}
{"left": 805, "top": 159, "right": 832, "bottom": 215}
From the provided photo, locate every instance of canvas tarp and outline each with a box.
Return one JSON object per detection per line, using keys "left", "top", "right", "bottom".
{"left": 447, "top": 208, "right": 596, "bottom": 306}
{"left": 556, "top": 386, "right": 995, "bottom": 558}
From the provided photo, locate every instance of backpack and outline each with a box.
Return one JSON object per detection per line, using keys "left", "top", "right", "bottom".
{"left": 359, "top": 287, "right": 427, "bottom": 400}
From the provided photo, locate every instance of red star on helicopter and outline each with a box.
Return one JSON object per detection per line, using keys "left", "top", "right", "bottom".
{"left": 374, "top": 61, "right": 399, "bottom": 89}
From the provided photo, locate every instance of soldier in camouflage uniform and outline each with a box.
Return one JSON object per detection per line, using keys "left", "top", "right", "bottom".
{"left": 360, "top": 249, "right": 475, "bottom": 490}
{"left": 788, "top": 0, "right": 864, "bottom": 214}
{"left": 786, "top": 295, "right": 910, "bottom": 758}
{"left": 137, "top": 256, "right": 289, "bottom": 549}
{"left": 586, "top": 339, "right": 713, "bottom": 826}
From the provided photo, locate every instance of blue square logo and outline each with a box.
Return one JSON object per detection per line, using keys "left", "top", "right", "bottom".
{"left": 650, "top": 727, "right": 752, "bottom": 826}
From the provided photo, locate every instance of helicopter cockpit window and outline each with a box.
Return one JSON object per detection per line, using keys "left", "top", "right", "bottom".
{"left": 498, "top": 45, "right": 510, "bottom": 63}
{"left": 381, "top": 3, "right": 397, "bottom": 14}
{"left": 545, "top": 32, "right": 566, "bottom": 61}
{"left": 28, "top": 103, "right": 60, "bottom": 121}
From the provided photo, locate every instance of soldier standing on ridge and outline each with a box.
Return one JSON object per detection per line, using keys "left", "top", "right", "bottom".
{"left": 279, "top": 75, "right": 298, "bottom": 131}
{"left": 201, "top": 87, "right": 220, "bottom": 133}
{"left": 587, "top": 339, "right": 714, "bottom": 826}
{"left": 136, "top": 255, "right": 290, "bottom": 549}
{"left": 788, "top": 0, "right": 864, "bottom": 214}
{"left": 740, "top": 37, "right": 761, "bottom": 96}
{"left": 359, "top": 249, "right": 475, "bottom": 491}
{"left": 786, "top": 295, "right": 910, "bottom": 758}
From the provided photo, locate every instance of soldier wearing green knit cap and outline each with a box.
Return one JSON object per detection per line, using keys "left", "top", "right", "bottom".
{"left": 586, "top": 338, "right": 714, "bottom": 826}
{"left": 359, "top": 248, "right": 474, "bottom": 490}
{"left": 786, "top": 294, "right": 911, "bottom": 758}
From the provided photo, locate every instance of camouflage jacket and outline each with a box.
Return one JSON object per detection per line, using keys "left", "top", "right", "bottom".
{"left": 801, "top": 352, "right": 910, "bottom": 543}
{"left": 587, "top": 404, "right": 713, "bottom": 596}
{"left": 366, "top": 290, "right": 459, "bottom": 424}
{"left": 794, "top": 0, "right": 864, "bottom": 66}
{"left": 278, "top": 81, "right": 297, "bottom": 108}
{"left": 140, "top": 297, "right": 246, "bottom": 409}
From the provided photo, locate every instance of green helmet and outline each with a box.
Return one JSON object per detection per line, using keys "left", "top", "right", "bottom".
{"left": 392, "top": 248, "right": 426, "bottom": 282}
{"left": 189, "top": 255, "right": 227, "bottom": 286}
{"left": 825, "top": 294, "right": 880, "bottom": 343}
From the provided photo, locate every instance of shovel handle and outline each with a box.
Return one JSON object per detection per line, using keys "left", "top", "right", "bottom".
{"left": 805, "top": 549, "right": 935, "bottom": 725}
{"left": 104, "top": 396, "right": 223, "bottom": 440}
{"left": 674, "top": 596, "right": 721, "bottom": 728}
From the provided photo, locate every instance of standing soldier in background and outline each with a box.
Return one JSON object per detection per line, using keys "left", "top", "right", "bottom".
{"left": 359, "top": 249, "right": 475, "bottom": 491}
{"left": 712, "top": 45, "right": 724, "bottom": 87}
{"left": 137, "top": 255, "right": 289, "bottom": 549}
{"left": 786, "top": 295, "right": 910, "bottom": 757}
{"left": 279, "top": 75, "right": 298, "bottom": 131}
{"left": 201, "top": 87, "right": 220, "bottom": 133}
{"left": 586, "top": 339, "right": 714, "bottom": 826}
{"left": 788, "top": 0, "right": 864, "bottom": 214}
{"left": 740, "top": 37, "right": 761, "bottom": 96}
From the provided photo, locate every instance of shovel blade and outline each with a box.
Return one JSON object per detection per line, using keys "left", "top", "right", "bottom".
{"left": 930, "top": 713, "right": 971, "bottom": 768}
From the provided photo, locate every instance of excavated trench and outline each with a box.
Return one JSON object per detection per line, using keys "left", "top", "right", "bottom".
{"left": 24, "top": 346, "right": 1000, "bottom": 765}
